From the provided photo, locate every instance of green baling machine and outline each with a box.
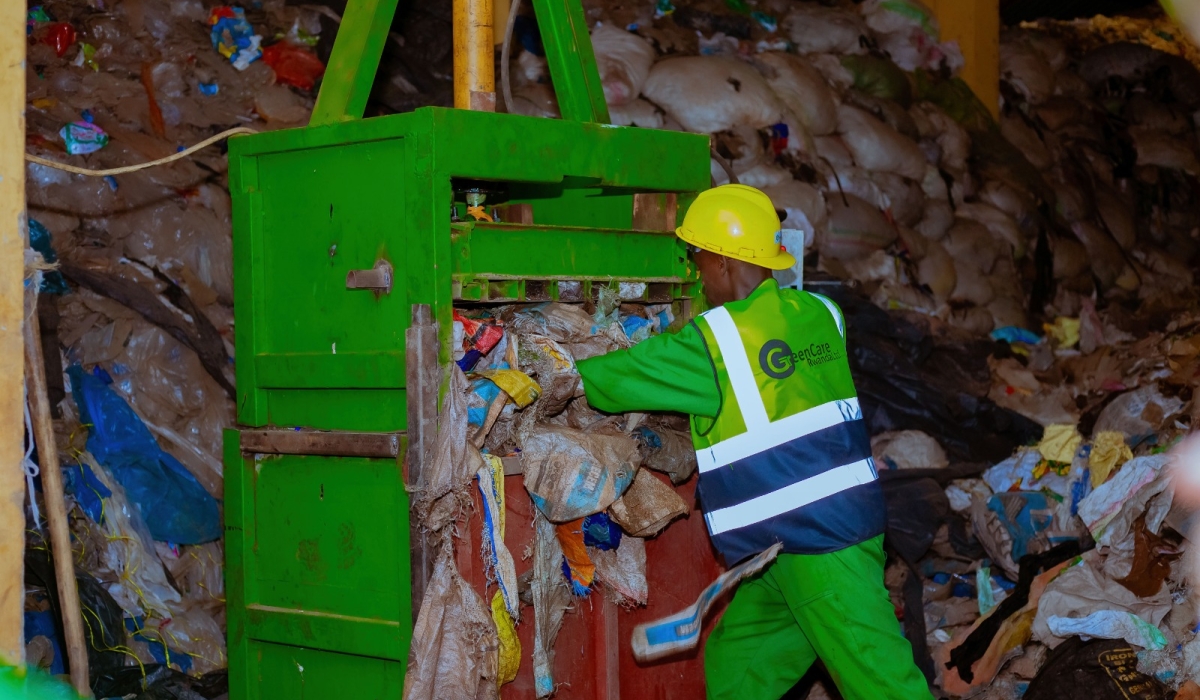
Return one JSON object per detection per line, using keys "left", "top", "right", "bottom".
{"left": 222, "top": 0, "right": 710, "bottom": 695}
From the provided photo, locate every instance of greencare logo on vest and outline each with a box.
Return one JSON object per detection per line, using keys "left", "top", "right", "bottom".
{"left": 758, "top": 338, "right": 842, "bottom": 379}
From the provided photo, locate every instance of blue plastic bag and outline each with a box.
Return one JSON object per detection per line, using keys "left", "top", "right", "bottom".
{"left": 68, "top": 366, "right": 220, "bottom": 544}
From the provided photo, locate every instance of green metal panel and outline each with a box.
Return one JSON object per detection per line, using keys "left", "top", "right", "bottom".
{"left": 310, "top": 0, "right": 400, "bottom": 125}
{"left": 225, "top": 430, "right": 410, "bottom": 699}
{"left": 530, "top": 0, "right": 610, "bottom": 122}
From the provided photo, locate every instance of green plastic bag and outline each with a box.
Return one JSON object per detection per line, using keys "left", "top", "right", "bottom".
{"left": 0, "top": 665, "right": 83, "bottom": 700}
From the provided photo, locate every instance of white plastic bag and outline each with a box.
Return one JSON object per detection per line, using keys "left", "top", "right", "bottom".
{"left": 643, "top": 56, "right": 788, "bottom": 134}
{"left": 784, "top": 4, "right": 867, "bottom": 55}
{"left": 591, "top": 24, "right": 656, "bottom": 107}
{"left": 754, "top": 52, "right": 839, "bottom": 136}
{"left": 837, "top": 104, "right": 926, "bottom": 180}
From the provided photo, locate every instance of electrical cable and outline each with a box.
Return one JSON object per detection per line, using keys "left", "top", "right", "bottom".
{"left": 24, "top": 126, "right": 258, "bottom": 177}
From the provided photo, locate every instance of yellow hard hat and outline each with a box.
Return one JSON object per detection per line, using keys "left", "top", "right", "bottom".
{"left": 676, "top": 184, "right": 796, "bottom": 271}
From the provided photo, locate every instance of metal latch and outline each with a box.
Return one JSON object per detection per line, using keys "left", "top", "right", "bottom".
{"left": 346, "top": 260, "right": 393, "bottom": 294}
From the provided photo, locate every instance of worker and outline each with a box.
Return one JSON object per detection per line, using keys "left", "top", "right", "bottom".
{"left": 576, "top": 184, "right": 933, "bottom": 700}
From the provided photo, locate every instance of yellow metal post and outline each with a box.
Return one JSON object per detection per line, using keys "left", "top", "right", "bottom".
{"left": 930, "top": 0, "right": 1000, "bottom": 118}
{"left": 0, "top": 0, "right": 27, "bottom": 667}
{"left": 493, "top": 0, "right": 510, "bottom": 45}
{"left": 454, "top": 0, "right": 496, "bottom": 110}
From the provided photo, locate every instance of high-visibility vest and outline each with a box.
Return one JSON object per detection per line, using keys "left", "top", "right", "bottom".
{"left": 690, "top": 280, "right": 886, "bottom": 564}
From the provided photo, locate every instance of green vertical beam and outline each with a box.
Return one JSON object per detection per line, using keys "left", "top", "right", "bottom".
{"left": 310, "top": 0, "right": 400, "bottom": 126}
{"left": 530, "top": 0, "right": 610, "bottom": 123}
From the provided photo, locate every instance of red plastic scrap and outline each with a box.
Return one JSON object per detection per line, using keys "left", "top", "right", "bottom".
{"left": 41, "top": 22, "right": 76, "bottom": 58}
{"left": 262, "top": 42, "right": 326, "bottom": 91}
{"left": 453, "top": 310, "right": 505, "bottom": 355}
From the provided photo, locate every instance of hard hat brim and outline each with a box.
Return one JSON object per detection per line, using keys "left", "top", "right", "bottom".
{"left": 677, "top": 229, "right": 798, "bottom": 271}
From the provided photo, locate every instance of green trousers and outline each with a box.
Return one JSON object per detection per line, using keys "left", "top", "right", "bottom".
{"left": 704, "top": 536, "right": 934, "bottom": 700}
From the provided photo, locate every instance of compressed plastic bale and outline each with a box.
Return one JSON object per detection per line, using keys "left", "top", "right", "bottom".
{"left": 754, "top": 52, "right": 839, "bottom": 136}
{"left": 871, "top": 430, "right": 948, "bottom": 470}
{"left": 609, "top": 98, "right": 663, "bottom": 128}
{"left": 950, "top": 258, "right": 995, "bottom": 307}
{"left": 942, "top": 219, "right": 1000, "bottom": 274}
{"left": 783, "top": 4, "right": 867, "bottom": 55}
{"left": 988, "top": 297, "right": 1028, "bottom": 331}
{"left": 949, "top": 305, "right": 998, "bottom": 335}
{"left": 591, "top": 24, "right": 655, "bottom": 107}
{"left": 814, "top": 135, "right": 856, "bottom": 171}
{"left": 509, "top": 83, "right": 560, "bottom": 118}
{"left": 979, "top": 179, "right": 1036, "bottom": 226}
{"left": 808, "top": 53, "right": 856, "bottom": 92}
{"left": 839, "top": 55, "right": 913, "bottom": 106}
{"left": 1052, "top": 237, "right": 1090, "bottom": 280}
{"left": 1130, "top": 126, "right": 1200, "bottom": 175}
{"left": 956, "top": 202, "right": 1026, "bottom": 258}
{"left": 844, "top": 249, "right": 900, "bottom": 284}
{"left": 915, "top": 200, "right": 953, "bottom": 242}
{"left": 837, "top": 105, "right": 926, "bottom": 180}
{"left": 911, "top": 101, "right": 970, "bottom": 173}
{"left": 1001, "top": 38, "right": 1055, "bottom": 104}
{"left": 520, "top": 424, "right": 640, "bottom": 522}
{"left": 608, "top": 469, "right": 689, "bottom": 538}
{"left": 1095, "top": 186, "right": 1136, "bottom": 251}
{"left": 761, "top": 180, "right": 827, "bottom": 234}
{"left": 643, "top": 56, "right": 787, "bottom": 134}
{"left": 819, "top": 193, "right": 897, "bottom": 262}
{"left": 1070, "top": 221, "right": 1133, "bottom": 291}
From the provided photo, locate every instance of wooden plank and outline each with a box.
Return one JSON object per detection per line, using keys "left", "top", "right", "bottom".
{"left": 494, "top": 203, "right": 533, "bottom": 224}
{"left": 0, "top": 0, "right": 26, "bottom": 665}
{"left": 24, "top": 293, "right": 89, "bottom": 693}
{"left": 240, "top": 429, "right": 401, "bottom": 458}
{"left": 404, "top": 304, "right": 439, "bottom": 621}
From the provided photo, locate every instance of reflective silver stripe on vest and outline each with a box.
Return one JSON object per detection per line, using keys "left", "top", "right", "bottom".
{"left": 703, "top": 458, "right": 878, "bottom": 535}
{"left": 696, "top": 306, "right": 863, "bottom": 473}
{"left": 695, "top": 396, "right": 863, "bottom": 473}
{"left": 810, "top": 293, "right": 845, "bottom": 339}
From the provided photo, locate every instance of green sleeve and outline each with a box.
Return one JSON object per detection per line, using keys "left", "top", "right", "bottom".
{"left": 576, "top": 322, "right": 720, "bottom": 418}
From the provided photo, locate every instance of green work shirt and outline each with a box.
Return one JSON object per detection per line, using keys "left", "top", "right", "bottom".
{"left": 577, "top": 321, "right": 720, "bottom": 417}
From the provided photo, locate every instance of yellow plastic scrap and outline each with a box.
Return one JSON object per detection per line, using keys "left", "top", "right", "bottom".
{"left": 1044, "top": 317, "right": 1081, "bottom": 350}
{"left": 491, "top": 590, "right": 521, "bottom": 687}
{"left": 1090, "top": 431, "right": 1134, "bottom": 487}
{"left": 1038, "top": 424, "right": 1083, "bottom": 464}
{"left": 476, "top": 369, "right": 542, "bottom": 408}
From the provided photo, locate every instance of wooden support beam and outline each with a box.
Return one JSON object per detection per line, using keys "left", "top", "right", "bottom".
{"left": 0, "top": 0, "right": 27, "bottom": 667}
{"left": 929, "top": 0, "right": 1000, "bottom": 119}
{"left": 24, "top": 295, "right": 90, "bottom": 694}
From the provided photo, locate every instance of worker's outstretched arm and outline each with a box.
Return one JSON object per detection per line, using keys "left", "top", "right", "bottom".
{"left": 576, "top": 322, "right": 720, "bottom": 418}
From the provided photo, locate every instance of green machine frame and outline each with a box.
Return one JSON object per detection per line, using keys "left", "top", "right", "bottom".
{"left": 223, "top": 0, "right": 710, "bottom": 696}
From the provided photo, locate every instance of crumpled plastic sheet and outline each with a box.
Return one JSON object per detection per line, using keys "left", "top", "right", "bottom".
{"left": 591, "top": 535, "right": 649, "bottom": 606}
{"left": 608, "top": 468, "right": 689, "bottom": 538}
{"left": 404, "top": 542, "right": 498, "bottom": 700}
{"left": 1078, "top": 454, "right": 1172, "bottom": 550}
{"left": 413, "top": 366, "right": 485, "bottom": 533}
{"left": 531, "top": 512, "right": 572, "bottom": 698}
{"left": 1048, "top": 610, "right": 1168, "bottom": 650}
{"left": 1033, "top": 551, "right": 1173, "bottom": 649}
{"left": 68, "top": 365, "right": 219, "bottom": 544}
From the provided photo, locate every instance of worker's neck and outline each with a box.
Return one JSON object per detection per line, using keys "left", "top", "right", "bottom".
{"left": 728, "top": 263, "right": 773, "bottom": 302}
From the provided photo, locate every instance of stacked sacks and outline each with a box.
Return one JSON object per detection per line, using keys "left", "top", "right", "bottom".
{"left": 500, "top": 2, "right": 1200, "bottom": 337}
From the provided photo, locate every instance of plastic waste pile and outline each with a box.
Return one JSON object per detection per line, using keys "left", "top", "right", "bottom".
{"left": 20, "top": 0, "right": 328, "bottom": 694}
{"left": 406, "top": 292, "right": 697, "bottom": 699}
